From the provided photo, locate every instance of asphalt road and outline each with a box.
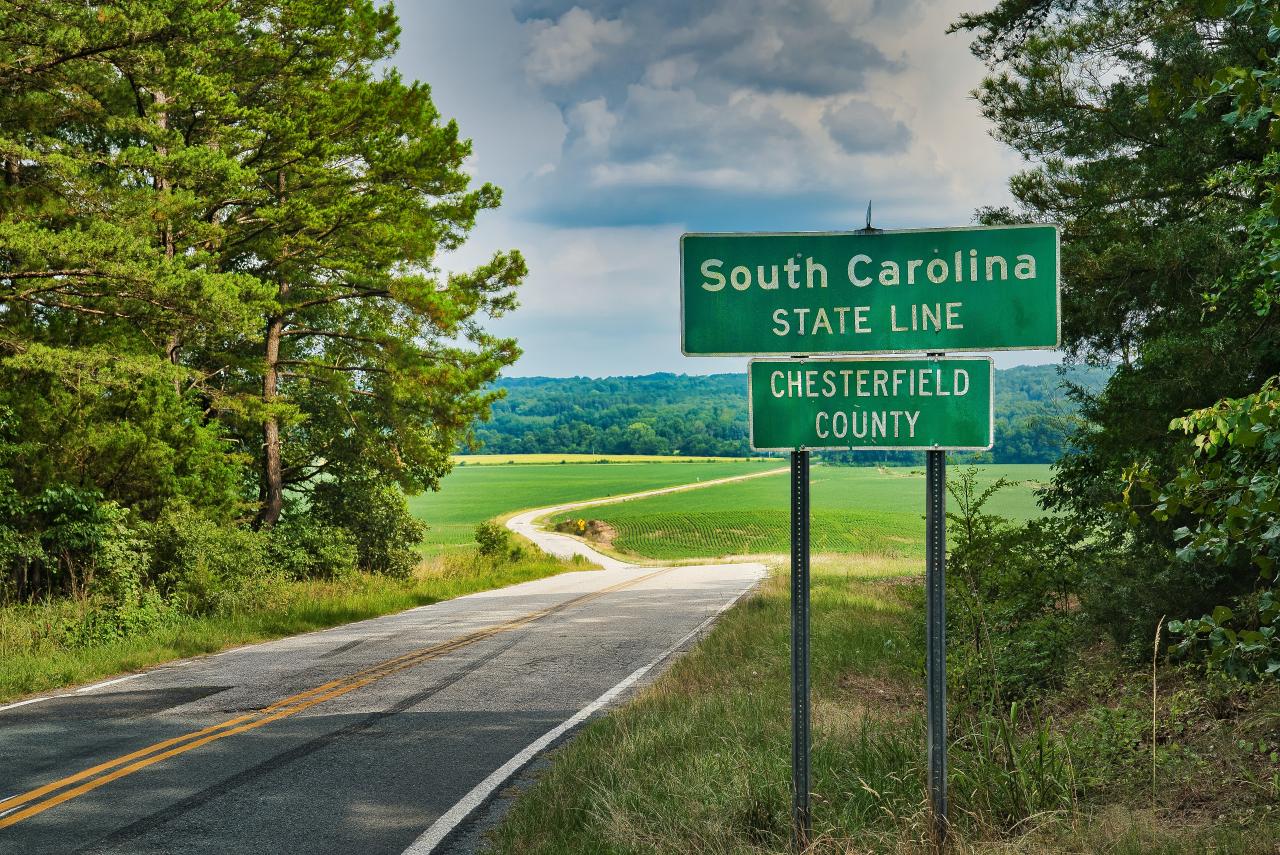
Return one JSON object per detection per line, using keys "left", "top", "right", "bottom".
{"left": 0, "top": 474, "right": 775, "bottom": 854}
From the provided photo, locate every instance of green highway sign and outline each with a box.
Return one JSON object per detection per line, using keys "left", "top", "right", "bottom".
{"left": 749, "top": 357, "right": 993, "bottom": 452}
{"left": 681, "top": 225, "right": 1059, "bottom": 355}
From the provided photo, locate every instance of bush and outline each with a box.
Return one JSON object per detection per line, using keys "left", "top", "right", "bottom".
{"left": 1, "top": 483, "right": 139, "bottom": 601}
{"left": 266, "top": 518, "right": 358, "bottom": 581}
{"left": 1126, "top": 376, "right": 1280, "bottom": 680}
{"left": 474, "top": 520, "right": 528, "bottom": 562}
{"left": 475, "top": 520, "right": 512, "bottom": 557}
{"left": 147, "top": 505, "right": 273, "bottom": 616}
{"left": 311, "top": 478, "right": 426, "bottom": 579}
{"left": 946, "top": 468, "right": 1088, "bottom": 706}
{"left": 42, "top": 510, "right": 174, "bottom": 648}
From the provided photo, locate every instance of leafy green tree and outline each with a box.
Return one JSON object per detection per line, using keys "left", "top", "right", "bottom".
{"left": 1191, "top": 0, "right": 1280, "bottom": 321}
{"left": 954, "top": 1, "right": 1280, "bottom": 649}
{"left": 465, "top": 368, "right": 1102, "bottom": 462}
{"left": 0, "top": 1, "right": 272, "bottom": 366}
{"left": 0, "top": 346, "right": 245, "bottom": 520}
{"left": 182, "top": 0, "right": 523, "bottom": 527}
{"left": 955, "top": 0, "right": 1279, "bottom": 528}
{"left": 0, "top": 2, "right": 522, "bottom": 596}
{"left": 0, "top": 0, "right": 277, "bottom": 568}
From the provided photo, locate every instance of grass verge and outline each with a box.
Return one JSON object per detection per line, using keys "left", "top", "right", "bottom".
{"left": 484, "top": 554, "right": 928, "bottom": 854}
{"left": 0, "top": 551, "right": 591, "bottom": 704}
{"left": 483, "top": 553, "right": 1280, "bottom": 854}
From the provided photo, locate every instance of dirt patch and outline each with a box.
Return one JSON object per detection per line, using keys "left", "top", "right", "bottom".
{"left": 586, "top": 519, "right": 617, "bottom": 546}
{"left": 873, "top": 575, "right": 923, "bottom": 588}
{"left": 836, "top": 670, "right": 923, "bottom": 715}
{"left": 552, "top": 518, "right": 618, "bottom": 546}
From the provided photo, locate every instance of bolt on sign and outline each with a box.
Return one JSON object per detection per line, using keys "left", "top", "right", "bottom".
{"left": 748, "top": 357, "right": 994, "bottom": 452}
{"left": 681, "top": 225, "right": 1059, "bottom": 356}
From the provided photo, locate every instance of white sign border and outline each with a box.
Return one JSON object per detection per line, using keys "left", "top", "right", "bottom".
{"left": 747, "top": 355, "right": 996, "bottom": 453}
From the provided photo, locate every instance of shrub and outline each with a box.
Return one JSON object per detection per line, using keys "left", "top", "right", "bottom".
{"left": 2, "top": 484, "right": 137, "bottom": 600}
{"left": 1126, "top": 376, "right": 1280, "bottom": 680}
{"left": 266, "top": 518, "right": 358, "bottom": 581}
{"left": 311, "top": 478, "right": 427, "bottom": 579}
{"left": 76, "top": 509, "right": 172, "bottom": 644}
{"left": 1168, "top": 593, "right": 1280, "bottom": 682}
{"left": 475, "top": 520, "right": 512, "bottom": 557}
{"left": 147, "top": 506, "right": 273, "bottom": 616}
{"left": 946, "top": 468, "right": 1088, "bottom": 706}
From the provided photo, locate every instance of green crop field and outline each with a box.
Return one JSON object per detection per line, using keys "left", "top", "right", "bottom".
{"left": 551, "top": 463, "right": 1052, "bottom": 560}
{"left": 408, "top": 457, "right": 783, "bottom": 555}
{"left": 452, "top": 453, "right": 770, "bottom": 465}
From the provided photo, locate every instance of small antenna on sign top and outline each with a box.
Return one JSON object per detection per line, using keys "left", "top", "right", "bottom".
{"left": 856, "top": 200, "right": 882, "bottom": 235}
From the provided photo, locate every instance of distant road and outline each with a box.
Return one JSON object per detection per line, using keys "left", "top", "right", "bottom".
{"left": 0, "top": 471, "right": 777, "bottom": 855}
{"left": 506, "top": 463, "right": 788, "bottom": 568}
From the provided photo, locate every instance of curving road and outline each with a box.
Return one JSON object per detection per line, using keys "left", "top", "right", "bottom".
{"left": 0, "top": 469, "right": 780, "bottom": 855}
{"left": 505, "top": 463, "right": 787, "bottom": 568}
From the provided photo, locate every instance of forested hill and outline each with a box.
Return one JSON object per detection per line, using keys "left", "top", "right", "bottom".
{"left": 466, "top": 365, "right": 1111, "bottom": 463}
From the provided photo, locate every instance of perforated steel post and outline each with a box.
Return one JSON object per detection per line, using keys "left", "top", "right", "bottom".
{"left": 790, "top": 449, "right": 812, "bottom": 847}
{"left": 925, "top": 448, "right": 949, "bottom": 843}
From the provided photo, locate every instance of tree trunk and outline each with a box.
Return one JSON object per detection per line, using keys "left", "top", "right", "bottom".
{"left": 4, "top": 155, "right": 18, "bottom": 187}
{"left": 154, "top": 89, "right": 182, "bottom": 389}
{"left": 256, "top": 169, "right": 290, "bottom": 530}
{"left": 257, "top": 315, "right": 285, "bottom": 530}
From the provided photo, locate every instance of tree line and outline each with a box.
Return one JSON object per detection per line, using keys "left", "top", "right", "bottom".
{"left": 465, "top": 365, "right": 1110, "bottom": 463}
{"left": 1, "top": 2, "right": 521, "bottom": 605}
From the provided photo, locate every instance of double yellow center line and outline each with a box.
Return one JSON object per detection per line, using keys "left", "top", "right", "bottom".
{"left": 0, "top": 566, "right": 672, "bottom": 830}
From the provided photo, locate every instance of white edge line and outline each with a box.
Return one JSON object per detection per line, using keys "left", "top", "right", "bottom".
{"left": 74, "top": 674, "right": 143, "bottom": 694}
{"left": 0, "top": 696, "right": 53, "bottom": 713}
{"left": 1, "top": 671, "right": 145, "bottom": 713}
{"left": 0, "top": 693, "right": 75, "bottom": 713}
{"left": 401, "top": 579, "right": 760, "bottom": 854}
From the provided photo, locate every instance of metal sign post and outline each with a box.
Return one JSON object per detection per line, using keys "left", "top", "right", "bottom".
{"left": 790, "top": 449, "right": 811, "bottom": 847}
{"left": 924, "top": 447, "right": 948, "bottom": 843}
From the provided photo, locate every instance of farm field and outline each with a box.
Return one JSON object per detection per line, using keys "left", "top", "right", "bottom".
{"left": 452, "top": 453, "right": 772, "bottom": 465}
{"left": 408, "top": 457, "right": 783, "bottom": 555}
{"left": 550, "top": 463, "right": 1052, "bottom": 560}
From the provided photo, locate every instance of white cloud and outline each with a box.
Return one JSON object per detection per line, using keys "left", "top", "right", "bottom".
{"left": 512, "top": 0, "right": 995, "bottom": 229}
{"left": 525, "top": 7, "right": 630, "bottom": 86}
{"left": 567, "top": 97, "right": 617, "bottom": 150}
{"left": 642, "top": 56, "right": 697, "bottom": 89}
{"left": 390, "top": 0, "right": 565, "bottom": 197}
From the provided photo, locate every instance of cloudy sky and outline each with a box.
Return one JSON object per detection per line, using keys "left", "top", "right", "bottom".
{"left": 392, "top": 0, "right": 1052, "bottom": 377}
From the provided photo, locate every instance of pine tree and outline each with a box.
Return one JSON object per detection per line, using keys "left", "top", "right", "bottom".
{"left": 184, "top": 1, "right": 523, "bottom": 528}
